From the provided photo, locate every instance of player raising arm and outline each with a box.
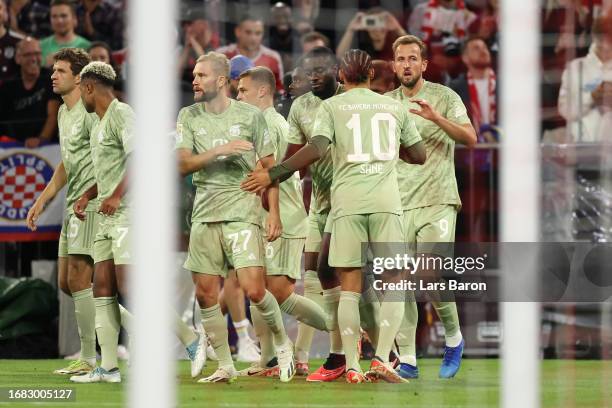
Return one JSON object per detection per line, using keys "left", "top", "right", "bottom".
{"left": 243, "top": 49, "right": 425, "bottom": 383}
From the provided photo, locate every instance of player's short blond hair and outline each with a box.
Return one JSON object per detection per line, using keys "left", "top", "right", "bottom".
{"left": 80, "top": 61, "right": 116, "bottom": 87}
{"left": 196, "top": 51, "right": 230, "bottom": 79}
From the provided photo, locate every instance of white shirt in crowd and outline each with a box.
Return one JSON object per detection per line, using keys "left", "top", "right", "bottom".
{"left": 558, "top": 43, "right": 612, "bottom": 142}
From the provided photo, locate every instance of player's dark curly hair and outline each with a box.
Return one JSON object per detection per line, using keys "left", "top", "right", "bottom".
{"left": 340, "top": 49, "right": 372, "bottom": 84}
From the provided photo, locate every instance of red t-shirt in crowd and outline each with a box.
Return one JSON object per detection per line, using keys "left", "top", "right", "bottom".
{"left": 216, "top": 43, "right": 284, "bottom": 92}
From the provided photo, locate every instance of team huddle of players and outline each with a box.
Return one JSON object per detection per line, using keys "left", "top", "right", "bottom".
{"left": 27, "top": 33, "right": 476, "bottom": 385}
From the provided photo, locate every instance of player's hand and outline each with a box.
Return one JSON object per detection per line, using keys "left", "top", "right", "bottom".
{"left": 266, "top": 213, "right": 282, "bottom": 242}
{"left": 409, "top": 99, "right": 442, "bottom": 123}
{"left": 213, "top": 140, "right": 253, "bottom": 158}
{"left": 99, "top": 195, "right": 121, "bottom": 216}
{"left": 25, "top": 137, "right": 42, "bottom": 148}
{"left": 73, "top": 196, "right": 89, "bottom": 221}
{"left": 241, "top": 168, "right": 272, "bottom": 193}
{"left": 26, "top": 199, "right": 45, "bottom": 231}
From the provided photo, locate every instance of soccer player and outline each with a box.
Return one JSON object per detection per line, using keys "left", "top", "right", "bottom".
{"left": 236, "top": 66, "right": 330, "bottom": 376}
{"left": 175, "top": 51, "right": 295, "bottom": 383}
{"left": 281, "top": 46, "right": 346, "bottom": 380}
{"left": 66, "top": 61, "right": 206, "bottom": 383}
{"left": 27, "top": 48, "right": 98, "bottom": 376}
{"left": 242, "top": 49, "right": 426, "bottom": 383}
{"left": 386, "top": 35, "right": 477, "bottom": 379}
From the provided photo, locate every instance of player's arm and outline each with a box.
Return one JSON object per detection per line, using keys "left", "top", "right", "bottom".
{"left": 26, "top": 161, "right": 67, "bottom": 231}
{"left": 410, "top": 98, "right": 477, "bottom": 147}
{"left": 176, "top": 141, "right": 253, "bottom": 177}
{"left": 73, "top": 183, "right": 98, "bottom": 221}
{"left": 241, "top": 136, "right": 329, "bottom": 192}
{"left": 398, "top": 111, "right": 426, "bottom": 165}
{"left": 258, "top": 154, "right": 282, "bottom": 242}
{"left": 399, "top": 141, "right": 426, "bottom": 164}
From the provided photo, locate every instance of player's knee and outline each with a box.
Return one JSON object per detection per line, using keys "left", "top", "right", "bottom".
{"left": 58, "top": 277, "right": 71, "bottom": 296}
{"left": 244, "top": 285, "right": 266, "bottom": 303}
{"left": 67, "top": 274, "right": 89, "bottom": 293}
{"left": 195, "top": 286, "right": 218, "bottom": 308}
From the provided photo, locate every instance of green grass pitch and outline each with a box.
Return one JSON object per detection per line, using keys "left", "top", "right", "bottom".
{"left": 0, "top": 359, "right": 610, "bottom": 407}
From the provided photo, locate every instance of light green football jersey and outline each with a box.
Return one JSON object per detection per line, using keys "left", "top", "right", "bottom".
{"left": 175, "top": 99, "right": 275, "bottom": 226}
{"left": 386, "top": 81, "right": 471, "bottom": 210}
{"left": 90, "top": 99, "right": 134, "bottom": 218}
{"left": 312, "top": 88, "right": 422, "bottom": 219}
{"left": 286, "top": 85, "right": 343, "bottom": 214}
{"left": 58, "top": 99, "right": 98, "bottom": 213}
{"left": 262, "top": 107, "right": 307, "bottom": 238}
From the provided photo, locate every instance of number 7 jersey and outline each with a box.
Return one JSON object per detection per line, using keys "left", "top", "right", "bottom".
{"left": 312, "top": 87, "right": 422, "bottom": 219}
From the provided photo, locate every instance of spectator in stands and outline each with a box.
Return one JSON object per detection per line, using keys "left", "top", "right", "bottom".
{"left": 229, "top": 54, "right": 253, "bottom": 99}
{"left": 267, "top": 2, "right": 300, "bottom": 71}
{"left": 0, "top": 0, "right": 23, "bottom": 83}
{"left": 88, "top": 40, "right": 110, "bottom": 63}
{"left": 276, "top": 61, "right": 310, "bottom": 118}
{"left": 0, "top": 37, "right": 59, "bottom": 146}
{"left": 76, "top": 0, "right": 123, "bottom": 51}
{"left": 300, "top": 31, "right": 329, "bottom": 54}
{"left": 87, "top": 40, "right": 123, "bottom": 100}
{"left": 336, "top": 8, "right": 407, "bottom": 61}
{"left": 469, "top": 0, "right": 498, "bottom": 55}
{"left": 178, "top": 8, "right": 215, "bottom": 85}
{"left": 292, "top": 0, "right": 320, "bottom": 34}
{"left": 449, "top": 36, "right": 498, "bottom": 142}
{"left": 40, "top": 0, "right": 90, "bottom": 66}
{"left": 217, "top": 14, "right": 284, "bottom": 91}
{"left": 408, "top": 0, "right": 476, "bottom": 54}
{"left": 7, "top": 0, "right": 51, "bottom": 38}
{"left": 558, "top": 12, "right": 612, "bottom": 142}
{"left": 370, "top": 59, "right": 396, "bottom": 94}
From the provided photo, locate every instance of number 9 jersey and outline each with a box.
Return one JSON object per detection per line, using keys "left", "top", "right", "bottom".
{"left": 312, "top": 87, "right": 422, "bottom": 220}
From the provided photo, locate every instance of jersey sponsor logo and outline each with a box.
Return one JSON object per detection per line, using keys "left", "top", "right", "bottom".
{"left": 0, "top": 152, "right": 53, "bottom": 220}
{"left": 229, "top": 125, "right": 241, "bottom": 137}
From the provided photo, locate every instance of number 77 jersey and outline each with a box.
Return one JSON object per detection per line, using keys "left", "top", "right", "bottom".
{"left": 312, "top": 88, "right": 422, "bottom": 219}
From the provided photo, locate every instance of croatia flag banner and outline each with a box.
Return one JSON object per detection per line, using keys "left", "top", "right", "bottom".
{"left": 0, "top": 143, "right": 66, "bottom": 241}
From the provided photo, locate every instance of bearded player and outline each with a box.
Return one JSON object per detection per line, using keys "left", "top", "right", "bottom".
{"left": 176, "top": 52, "right": 295, "bottom": 383}
{"left": 387, "top": 35, "right": 477, "bottom": 380}
{"left": 243, "top": 49, "right": 426, "bottom": 383}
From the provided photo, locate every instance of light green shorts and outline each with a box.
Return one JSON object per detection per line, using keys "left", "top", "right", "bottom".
{"left": 329, "top": 212, "right": 405, "bottom": 268}
{"left": 93, "top": 217, "right": 131, "bottom": 265}
{"left": 402, "top": 205, "right": 457, "bottom": 256}
{"left": 58, "top": 211, "right": 101, "bottom": 258}
{"left": 265, "top": 237, "right": 305, "bottom": 279}
{"left": 185, "top": 221, "right": 265, "bottom": 277}
{"left": 304, "top": 210, "right": 329, "bottom": 253}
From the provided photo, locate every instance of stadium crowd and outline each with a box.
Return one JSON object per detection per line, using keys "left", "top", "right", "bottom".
{"left": 0, "top": 0, "right": 503, "bottom": 145}
{"left": 2, "top": 0, "right": 612, "bottom": 145}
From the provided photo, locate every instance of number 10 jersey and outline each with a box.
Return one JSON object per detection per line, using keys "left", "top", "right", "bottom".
{"left": 312, "top": 87, "right": 422, "bottom": 220}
